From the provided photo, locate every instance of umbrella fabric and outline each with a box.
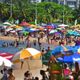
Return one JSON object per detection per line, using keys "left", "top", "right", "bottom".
{"left": 0, "top": 56, "right": 13, "bottom": 67}
{"left": 5, "top": 28, "right": 13, "bottom": 32}
{"left": 57, "top": 53, "right": 80, "bottom": 63}
{"left": 28, "top": 28, "right": 38, "bottom": 32}
{"left": 52, "top": 46, "right": 63, "bottom": 55}
{"left": 0, "top": 53, "right": 14, "bottom": 60}
{"left": 12, "top": 48, "right": 41, "bottom": 63}
{"left": 3, "top": 22, "right": 12, "bottom": 26}
{"left": 49, "top": 30, "right": 57, "bottom": 34}
{"left": 43, "top": 24, "right": 58, "bottom": 28}
{"left": 58, "top": 24, "right": 68, "bottom": 27}
{"left": 23, "top": 31, "right": 29, "bottom": 36}
{"left": 67, "top": 30, "right": 80, "bottom": 36}
{"left": 52, "top": 46, "right": 80, "bottom": 55}
{"left": 20, "top": 21, "right": 30, "bottom": 26}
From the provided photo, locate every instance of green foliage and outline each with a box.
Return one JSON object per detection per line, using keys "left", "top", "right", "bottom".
{"left": 0, "top": 1, "right": 74, "bottom": 24}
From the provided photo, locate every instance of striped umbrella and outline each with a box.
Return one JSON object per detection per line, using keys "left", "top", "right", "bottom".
{"left": 12, "top": 48, "right": 41, "bottom": 63}
{"left": 0, "top": 53, "right": 14, "bottom": 60}
{"left": 0, "top": 56, "right": 13, "bottom": 67}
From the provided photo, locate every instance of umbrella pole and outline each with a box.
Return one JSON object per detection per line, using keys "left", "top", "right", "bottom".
{"left": 26, "top": 59, "right": 30, "bottom": 70}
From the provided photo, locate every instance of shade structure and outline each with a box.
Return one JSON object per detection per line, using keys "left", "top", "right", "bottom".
{"left": 57, "top": 53, "right": 80, "bottom": 63}
{"left": 0, "top": 56, "right": 13, "bottom": 67}
{"left": 0, "top": 52, "right": 14, "bottom": 60}
{"left": 67, "top": 30, "right": 80, "bottom": 36}
{"left": 58, "top": 24, "right": 68, "bottom": 27}
{"left": 12, "top": 48, "right": 41, "bottom": 63}
{"left": 49, "top": 30, "right": 57, "bottom": 34}
{"left": 3, "top": 22, "right": 12, "bottom": 26}
{"left": 20, "top": 21, "right": 30, "bottom": 26}
{"left": 52, "top": 46, "right": 80, "bottom": 55}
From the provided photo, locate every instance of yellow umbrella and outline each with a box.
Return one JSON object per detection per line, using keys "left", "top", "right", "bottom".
{"left": 30, "top": 24, "right": 38, "bottom": 28}
{"left": 15, "top": 25, "right": 21, "bottom": 28}
{"left": 12, "top": 48, "right": 41, "bottom": 63}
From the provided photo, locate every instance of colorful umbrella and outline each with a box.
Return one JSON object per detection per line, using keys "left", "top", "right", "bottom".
{"left": 0, "top": 52, "right": 14, "bottom": 60}
{"left": 57, "top": 53, "right": 80, "bottom": 63}
{"left": 0, "top": 56, "right": 13, "bottom": 67}
{"left": 58, "top": 24, "right": 68, "bottom": 27}
{"left": 49, "top": 30, "right": 57, "bottom": 34}
{"left": 3, "top": 22, "right": 12, "bottom": 26}
{"left": 20, "top": 21, "right": 30, "bottom": 26}
{"left": 12, "top": 48, "right": 41, "bottom": 63}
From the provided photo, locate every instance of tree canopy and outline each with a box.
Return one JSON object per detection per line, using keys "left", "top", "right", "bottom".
{"left": 0, "top": 1, "right": 78, "bottom": 24}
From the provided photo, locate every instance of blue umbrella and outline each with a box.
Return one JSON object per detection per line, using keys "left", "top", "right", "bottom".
{"left": 57, "top": 53, "right": 80, "bottom": 63}
{"left": 52, "top": 46, "right": 63, "bottom": 55}
{"left": 52, "top": 46, "right": 80, "bottom": 55}
{"left": 43, "top": 23, "right": 58, "bottom": 28}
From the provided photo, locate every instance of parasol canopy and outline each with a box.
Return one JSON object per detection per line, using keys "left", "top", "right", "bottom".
{"left": 12, "top": 48, "right": 41, "bottom": 63}
{"left": 0, "top": 52, "right": 13, "bottom": 60}
{"left": 0, "top": 56, "right": 13, "bottom": 67}
{"left": 58, "top": 24, "right": 68, "bottom": 27}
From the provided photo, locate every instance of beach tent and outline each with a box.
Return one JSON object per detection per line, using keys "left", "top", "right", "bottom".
{"left": 0, "top": 52, "right": 13, "bottom": 60}
{"left": 0, "top": 56, "right": 13, "bottom": 67}
{"left": 12, "top": 48, "right": 41, "bottom": 63}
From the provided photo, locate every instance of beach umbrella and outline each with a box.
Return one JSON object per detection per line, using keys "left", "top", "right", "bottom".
{"left": 12, "top": 48, "right": 41, "bottom": 63}
{"left": 28, "top": 28, "right": 38, "bottom": 32}
{"left": 43, "top": 24, "right": 58, "bottom": 29}
{"left": 23, "top": 31, "right": 29, "bottom": 36}
{"left": 0, "top": 52, "right": 14, "bottom": 60}
{"left": 3, "top": 22, "right": 12, "bottom": 26}
{"left": 5, "top": 28, "right": 13, "bottom": 32}
{"left": 49, "top": 30, "right": 57, "bottom": 34}
{"left": 58, "top": 24, "right": 68, "bottom": 27}
{"left": 0, "top": 56, "right": 13, "bottom": 67}
{"left": 57, "top": 52, "right": 80, "bottom": 63}
{"left": 20, "top": 21, "right": 30, "bottom": 26}
{"left": 52, "top": 45, "right": 80, "bottom": 55}
{"left": 30, "top": 24, "right": 38, "bottom": 28}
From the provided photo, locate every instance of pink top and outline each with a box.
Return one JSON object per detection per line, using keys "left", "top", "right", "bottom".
{"left": 63, "top": 69, "right": 71, "bottom": 76}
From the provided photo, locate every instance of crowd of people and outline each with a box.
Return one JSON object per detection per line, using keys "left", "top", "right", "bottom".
{"left": 0, "top": 22, "right": 80, "bottom": 80}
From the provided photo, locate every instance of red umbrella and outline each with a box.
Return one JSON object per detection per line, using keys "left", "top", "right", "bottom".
{"left": 20, "top": 21, "right": 30, "bottom": 26}
{"left": 46, "top": 26, "right": 53, "bottom": 29}
{"left": 0, "top": 53, "right": 14, "bottom": 60}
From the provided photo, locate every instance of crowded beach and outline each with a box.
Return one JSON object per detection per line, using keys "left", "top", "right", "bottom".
{"left": 0, "top": 21, "right": 80, "bottom": 80}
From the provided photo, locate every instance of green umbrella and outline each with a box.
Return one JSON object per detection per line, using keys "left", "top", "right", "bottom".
{"left": 23, "top": 31, "right": 29, "bottom": 36}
